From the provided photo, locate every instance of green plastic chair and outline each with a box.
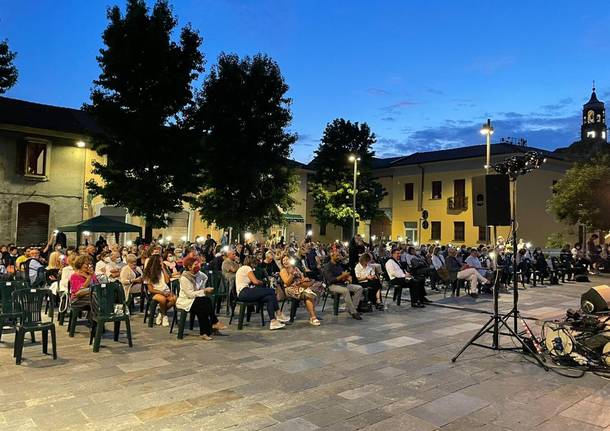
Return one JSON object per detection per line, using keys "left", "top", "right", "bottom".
{"left": 208, "top": 270, "right": 230, "bottom": 315}
{"left": 0, "top": 280, "right": 33, "bottom": 343}
{"left": 12, "top": 288, "right": 57, "bottom": 365}
{"left": 89, "top": 282, "right": 133, "bottom": 353}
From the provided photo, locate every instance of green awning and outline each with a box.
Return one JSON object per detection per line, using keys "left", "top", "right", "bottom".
{"left": 283, "top": 213, "right": 305, "bottom": 223}
{"left": 58, "top": 215, "right": 142, "bottom": 234}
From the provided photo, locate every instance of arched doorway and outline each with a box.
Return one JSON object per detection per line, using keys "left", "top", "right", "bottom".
{"left": 17, "top": 202, "right": 50, "bottom": 246}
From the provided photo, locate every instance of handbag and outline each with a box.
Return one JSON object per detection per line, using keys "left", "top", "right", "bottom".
{"left": 437, "top": 266, "right": 450, "bottom": 281}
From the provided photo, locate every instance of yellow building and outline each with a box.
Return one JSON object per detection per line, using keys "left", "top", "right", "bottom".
{"left": 307, "top": 144, "right": 572, "bottom": 247}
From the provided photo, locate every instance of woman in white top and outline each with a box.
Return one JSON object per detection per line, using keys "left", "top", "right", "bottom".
{"left": 355, "top": 253, "right": 383, "bottom": 310}
{"left": 55, "top": 252, "right": 76, "bottom": 296}
{"left": 143, "top": 254, "right": 176, "bottom": 327}
{"left": 119, "top": 254, "right": 143, "bottom": 300}
{"left": 236, "top": 255, "right": 289, "bottom": 330}
{"left": 176, "top": 256, "right": 225, "bottom": 340}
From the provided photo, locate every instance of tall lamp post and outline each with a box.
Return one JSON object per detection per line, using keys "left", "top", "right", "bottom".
{"left": 348, "top": 155, "right": 360, "bottom": 238}
{"left": 480, "top": 119, "right": 494, "bottom": 174}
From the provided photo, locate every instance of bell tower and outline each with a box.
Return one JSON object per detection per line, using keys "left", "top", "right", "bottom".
{"left": 581, "top": 81, "right": 607, "bottom": 143}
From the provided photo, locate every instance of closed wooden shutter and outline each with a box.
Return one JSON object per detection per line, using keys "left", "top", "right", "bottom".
{"left": 17, "top": 202, "right": 50, "bottom": 246}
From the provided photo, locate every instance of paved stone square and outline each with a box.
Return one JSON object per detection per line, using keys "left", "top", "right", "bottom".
{"left": 1, "top": 277, "right": 610, "bottom": 430}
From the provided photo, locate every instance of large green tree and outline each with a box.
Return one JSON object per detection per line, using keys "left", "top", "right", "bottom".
{"left": 84, "top": 0, "right": 205, "bottom": 240}
{"left": 0, "top": 39, "right": 18, "bottom": 93}
{"left": 309, "top": 119, "right": 385, "bottom": 235}
{"left": 548, "top": 154, "right": 610, "bottom": 230}
{"left": 187, "top": 53, "right": 298, "bottom": 234}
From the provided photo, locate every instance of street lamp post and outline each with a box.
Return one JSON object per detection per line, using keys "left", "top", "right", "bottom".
{"left": 348, "top": 155, "right": 360, "bottom": 238}
{"left": 480, "top": 118, "right": 494, "bottom": 174}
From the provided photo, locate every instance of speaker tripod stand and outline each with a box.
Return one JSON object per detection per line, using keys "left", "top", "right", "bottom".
{"left": 451, "top": 158, "right": 549, "bottom": 370}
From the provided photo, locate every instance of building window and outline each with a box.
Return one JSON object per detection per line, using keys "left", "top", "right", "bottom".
{"left": 431, "top": 181, "right": 442, "bottom": 199}
{"left": 21, "top": 139, "right": 48, "bottom": 177}
{"left": 603, "top": 131, "right": 607, "bottom": 140}
{"left": 454, "top": 221, "right": 465, "bottom": 242}
{"left": 478, "top": 226, "right": 490, "bottom": 242}
{"left": 404, "top": 183, "right": 414, "bottom": 200}
{"left": 319, "top": 224, "right": 326, "bottom": 236}
{"left": 587, "top": 131, "right": 596, "bottom": 138}
{"left": 431, "top": 221, "right": 441, "bottom": 240}
{"left": 403, "top": 222, "right": 418, "bottom": 243}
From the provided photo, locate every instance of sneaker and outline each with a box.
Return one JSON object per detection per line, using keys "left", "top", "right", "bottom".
{"left": 277, "top": 314, "right": 291, "bottom": 323}
{"left": 162, "top": 316, "right": 169, "bottom": 327}
{"left": 270, "top": 321, "right": 286, "bottom": 330}
{"left": 155, "top": 313, "right": 163, "bottom": 326}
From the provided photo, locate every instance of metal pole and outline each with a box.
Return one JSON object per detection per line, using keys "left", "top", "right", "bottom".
{"left": 512, "top": 178, "right": 519, "bottom": 332}
{"left": 485, "top": 119, "right": 491, "bottom": 174}
{"left": 352, "top": 158, "right": 358, "bottom": 238}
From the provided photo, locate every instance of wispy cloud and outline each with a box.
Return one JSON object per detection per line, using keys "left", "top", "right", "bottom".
{"left": 425, "top": 87, "right": 444, "bottom": 95}
{"left": 381, "top": 100, "right": 420, "bottom": 113}
{"left": 367, "top": 88, "right": 391, "bottom": 96}
{"left": 375, "top": 113, "right": 580, "bottom": 157}
{"left": 381, "top": 116, "right": 396, "bottom": 122}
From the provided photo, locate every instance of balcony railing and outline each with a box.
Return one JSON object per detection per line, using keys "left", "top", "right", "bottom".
{"left": 448, "top": 195, "right": 468, "bottom": 211}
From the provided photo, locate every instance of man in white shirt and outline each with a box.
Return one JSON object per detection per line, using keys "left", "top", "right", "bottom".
{"left": 385, "top": 248, "right": 427, "bottom": 308}
{"left": 465, "top": 249, "right": 492, "bottom": 286}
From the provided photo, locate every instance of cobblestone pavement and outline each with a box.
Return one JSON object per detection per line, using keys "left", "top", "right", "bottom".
{"left": 2, "top": 276, "right": 610, "bottom": 431}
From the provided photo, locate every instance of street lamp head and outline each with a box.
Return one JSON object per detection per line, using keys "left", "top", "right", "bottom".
{"left": 480, "top": 119, "right": 494, "bottom": 135}
{"left": 76, "top": 140, "right": 86, "bottom": 148}
{"left": 348, "top": 155, "right": 361, "bottom": 162}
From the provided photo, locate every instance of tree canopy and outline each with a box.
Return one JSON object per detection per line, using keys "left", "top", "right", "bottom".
{"left": 84, "top": 0, "right": 205, "bottom": 239}
{"left": 548, "top": 154, "right": 610, "bottom": 230}
{"left": 309, "top": 119, "right": 385, "bottom": 233}
{"left": 187, "top": 53, "right": 298, "bottom": 234}
{"left": 0, "top": 39, "right": 18, "bottom": 94}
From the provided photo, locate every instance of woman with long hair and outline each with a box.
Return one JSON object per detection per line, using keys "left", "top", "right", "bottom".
{"left": 143, "top": 254, "right": 176, "bottom": 327}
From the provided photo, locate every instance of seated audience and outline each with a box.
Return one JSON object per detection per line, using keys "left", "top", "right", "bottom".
{"left": 355, "top": 253, "right": 384, "bottom": 310}
{"left": 143, "top": 254, "right": 176, "bottom": 327}
{"left": 322, "top": 251, "right": 364, "bottom": 320}
{"left": 385, "top": 247, "right": 427, "bottom": 308}
{"left": 279, "top": 255, "right": 324, "bottom": 326}
{"left": 177, "top": 256, "right": 225, "bottom": 340}
{"left": 235, "top": 255, "right": 289, "bottom": 330}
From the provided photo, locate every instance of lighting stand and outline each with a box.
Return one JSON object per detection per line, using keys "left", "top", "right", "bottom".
{"left": 451, "top": 152, "right": 548, "bottom": 370}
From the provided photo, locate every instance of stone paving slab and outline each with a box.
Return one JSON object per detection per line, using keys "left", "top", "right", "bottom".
{"left": 1, "top": 276, "right": 610, "bottom": 430}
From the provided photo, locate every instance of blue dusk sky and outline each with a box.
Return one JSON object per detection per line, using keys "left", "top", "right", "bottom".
{"left": 2, "top": 0, "right": 610, "bottom": 162}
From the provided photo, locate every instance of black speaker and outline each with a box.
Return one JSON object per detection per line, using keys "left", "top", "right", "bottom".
{"left": 472, "top": 174, "right": 510, "bottom": 226}
{"left": 581, "top": 285, "right": 610, "bottom": 313}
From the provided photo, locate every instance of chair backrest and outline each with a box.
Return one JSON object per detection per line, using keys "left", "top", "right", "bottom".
{"left": 91, "top": 282, "right": 125, "bottom": 318}
{"left": 0, "top": 280, "right": 27, "bottom": 313}
{"left": 12, "top": 288, "right": 50, "bottom": 325}
{"left": 209, "top": 270, "right": 222, "bottom": 291}
{"left": 170, "top": 279, "right": 180, "bottom": 296}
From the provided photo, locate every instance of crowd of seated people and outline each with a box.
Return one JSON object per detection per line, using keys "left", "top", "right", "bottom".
{"left": 2, "top": 229, "right": 609, "bottom": 346}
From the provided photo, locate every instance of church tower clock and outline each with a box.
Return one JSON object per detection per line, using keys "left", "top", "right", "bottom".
{"left": 581, "top": 82, "right": 607, "bottom": 143}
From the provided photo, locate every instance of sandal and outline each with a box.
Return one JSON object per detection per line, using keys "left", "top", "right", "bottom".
{"left": 200, "top": 334, "right": 213, "bottom": 341}
{"left": 309, "top": 318, "right": 321, "bottom": 326}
